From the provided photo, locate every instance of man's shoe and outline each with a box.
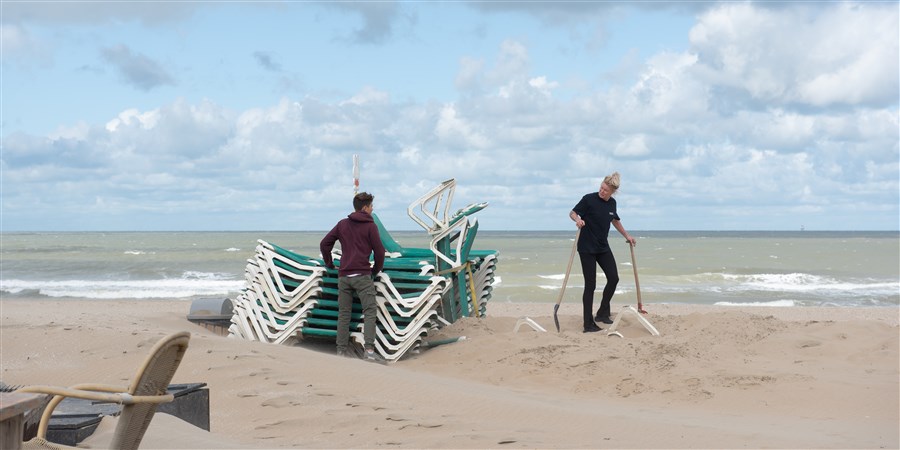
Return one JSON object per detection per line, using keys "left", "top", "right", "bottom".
{"left": 364, "top": 349, "right": 387, "bottom": 365}
{"left": 595, "top": 316, "right": 613, "bottom": 325}
{"left": 583, "top": 323, "right": 602, "bottom": 333}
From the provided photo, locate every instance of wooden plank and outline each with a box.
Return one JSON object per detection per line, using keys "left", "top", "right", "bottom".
{"left": 0, "top": 392, "right": 47, "bottom": 450}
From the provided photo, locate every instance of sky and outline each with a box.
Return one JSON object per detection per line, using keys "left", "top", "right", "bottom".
{"left": 1, "top": 1, "right": 898, "bottom": 232}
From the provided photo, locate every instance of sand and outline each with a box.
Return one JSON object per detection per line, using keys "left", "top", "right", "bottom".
{"left": 1, "top": 299, "right": 897, "bottom": 449}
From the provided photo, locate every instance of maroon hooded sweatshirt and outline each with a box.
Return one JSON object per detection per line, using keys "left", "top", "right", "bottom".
{"left": 320, "top": 211, "right": 385, "bottom": 277}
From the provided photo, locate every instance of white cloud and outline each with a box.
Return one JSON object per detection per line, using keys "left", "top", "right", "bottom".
{"left": 48, "top": 122, "right": 91, "bottom": 141}
{"left": 1, "top": 24, "right": 32, "bottom": 56}
{"left": 455, "top": 56, "right": 484, "bottom": 92}
{"left": 628, "top": 51, "right": 705, "bottom": 119}
{"left": 342, "top": 86, "right": 391, "bottom": 106}
{"left": 434, "top": 104, "right": 490, "bottom": 149}
{"left": 614, "top": 135, "right": 650, "bottom": 158}
{"left": 0, "top": 24, "right": 52, "bottom": 68}
{"left": 793, "top": 3, "right": 899, "bottom": 107}
{"left": 528, "top": 76, "right": 558, "bottom": 96}
{"left": 106, "top": 108, "right": 160, "bottom": 132}
{"left": 395, "top": 148, "right": 420, "bottom": 168}
{"left": 688, "top": 2, "right": 899, "bottom": 108}
{"left": 486, "top": 39, "right": 531, "bottom": 88}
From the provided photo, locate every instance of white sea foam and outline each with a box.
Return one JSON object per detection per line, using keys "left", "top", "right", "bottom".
{"left": 0, "top": 272, "right": 244, "bottom": 299}
{"left": 537, "top": 284, "right": 593, "bottom": 291}
{"left": 183, "top": 271, "right": 232, "bottom": 280}
{"left": 715, "top": 300, "right": 796, "bottom": 307}
{"left": 225, "top": 248, "right": 241, "bottom": 252}
{"left": 720, "top": 273, "right": 899, "bottom": 295}
{"left": 537, "top": 274, "right": 566, "bottom": 280}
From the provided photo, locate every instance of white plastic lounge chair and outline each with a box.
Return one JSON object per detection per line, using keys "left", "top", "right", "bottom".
{"left": 407, "top": 178, "right": 457, "bottom": 234}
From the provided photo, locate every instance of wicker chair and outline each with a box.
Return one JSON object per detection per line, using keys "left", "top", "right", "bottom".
{"left": 16, "top": 331, "right": 190, "bottom": 449}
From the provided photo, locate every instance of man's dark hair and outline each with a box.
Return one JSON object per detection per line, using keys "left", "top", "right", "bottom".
{"left": 353, "top": 192, "right": 374, "bottom": 212}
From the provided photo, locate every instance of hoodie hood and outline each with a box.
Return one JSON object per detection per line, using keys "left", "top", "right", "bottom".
{"left": 347, "top": 211, "right": 374, "bottom": 223}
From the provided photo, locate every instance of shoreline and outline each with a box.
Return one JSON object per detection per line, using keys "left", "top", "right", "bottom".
{"left": 4, "top": 295, "right": 899, "bottom": 325}
{"left": 1, "top": 298, "right": 897, "bottom": 449}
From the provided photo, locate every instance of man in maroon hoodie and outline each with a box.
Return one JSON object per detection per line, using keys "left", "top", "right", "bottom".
{"left": 320, "top": 192, "right": 386, "bottom": 362}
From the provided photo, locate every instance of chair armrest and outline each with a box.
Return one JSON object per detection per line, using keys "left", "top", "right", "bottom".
{"left": 16, "top": 385, "right": 175, "bottom": 439}
{"left": 17, "top": 385, "right": 130, "bottom": 405}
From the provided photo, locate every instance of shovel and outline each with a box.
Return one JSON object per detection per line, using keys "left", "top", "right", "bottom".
{"left": 629, "top": 241, "right": 648, "bottom": 314}
{"left": 553, "top": 228, "right": 580, "bottom": 332}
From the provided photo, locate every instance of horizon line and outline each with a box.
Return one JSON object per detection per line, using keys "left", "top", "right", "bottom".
{"left": 2, "top": 229, "right": 898, "bottom": 234}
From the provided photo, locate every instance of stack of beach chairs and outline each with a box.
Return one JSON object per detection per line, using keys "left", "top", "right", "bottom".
{"left": 467, "top": 251, "right": 498, "bottom": 317}
{"left": 229, "top": 241, "right": 326, "bottom": 345}
{"left": 228, "top": 179, "right": 499, "bottom": 362}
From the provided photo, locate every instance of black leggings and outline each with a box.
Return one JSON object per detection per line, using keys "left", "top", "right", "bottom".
{"left": 579, "top": 251, "right": 619, "bottom": 326}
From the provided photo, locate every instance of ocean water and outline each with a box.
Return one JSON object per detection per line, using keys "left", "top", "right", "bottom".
{"left": 1, "top": 231, "right": 898, "bottom": 308}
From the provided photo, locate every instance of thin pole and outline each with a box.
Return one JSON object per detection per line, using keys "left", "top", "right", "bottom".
{"left": 553, "top": 228, "right": 580, "bottom": 332}
{"left": 629, "top": 242, "right": 648, "bottom": 314}
{"left": 353, "top": 154, "right": 360, "bottom": 194}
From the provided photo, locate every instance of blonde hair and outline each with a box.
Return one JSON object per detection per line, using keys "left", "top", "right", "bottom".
{"left": 603, "top": 172, "right": 621, "bottom": 191}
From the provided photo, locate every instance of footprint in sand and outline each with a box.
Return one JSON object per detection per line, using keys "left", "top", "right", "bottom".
{"left": 261, "top": 394, "right": 303, "bottom": 408}
{"left": 398, "top": 423, "right": 443, "bottom": 430}
{"left": 247, "top": 368, "right": 272, "bottom": 377}
{"left": 345, "top": 402, "right": 387, "bottom": 411}
{"left": 254, "top": 420, "right": 285, "bottom": 430}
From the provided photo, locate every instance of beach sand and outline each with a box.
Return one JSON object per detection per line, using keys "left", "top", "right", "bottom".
{"left": 1, "top": 299, "right": 897, "bottom": 449}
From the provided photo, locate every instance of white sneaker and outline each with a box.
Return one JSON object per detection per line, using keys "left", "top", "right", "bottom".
{"left": 364, "top": 350, "right": 386, "bottom": 364}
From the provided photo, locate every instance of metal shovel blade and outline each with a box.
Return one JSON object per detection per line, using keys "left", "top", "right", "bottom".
{"left": 553, "top": 303, "right": 561, "bottom": 332}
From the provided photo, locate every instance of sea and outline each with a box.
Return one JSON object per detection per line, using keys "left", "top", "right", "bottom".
{"left": 1, "top": 231, "right": 898, "bottom": 309}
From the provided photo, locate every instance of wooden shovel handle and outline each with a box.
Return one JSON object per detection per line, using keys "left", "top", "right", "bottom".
{"left": 555, "top": 228, "right": 581, "bottom": 307}
{"left": 629, "top": 242, "right": 648, "bottom": 314}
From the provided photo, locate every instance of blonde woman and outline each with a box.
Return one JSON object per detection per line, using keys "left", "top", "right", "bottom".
{"left": 569, "top": 172, "right": 637, "bottom": 333}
